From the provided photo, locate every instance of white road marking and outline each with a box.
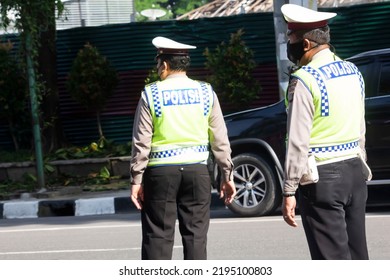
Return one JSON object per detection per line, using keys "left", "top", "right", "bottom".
{"left": 0, "top": 214, "right": 388, "bottom": 234}
{"left": 0, "top": 214, "right": 388, "bottom": 257}
{"left": 0, "top": 246, "right": 184, "bottom": 256}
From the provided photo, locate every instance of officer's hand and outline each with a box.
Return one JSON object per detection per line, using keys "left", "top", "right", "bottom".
{"left": 131, "top": 184, "right": 144, "bottom": 210}
{"left": 282, "top": 196, "right": 298, "bottom": 227}
{"left": 219, "top": 180, "right": 236, "bottom": 205}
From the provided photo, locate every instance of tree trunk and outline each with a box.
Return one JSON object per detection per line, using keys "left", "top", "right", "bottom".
{"left": 8, "top": 119, "right": 20, "bottom": 151}
{"left": 38, "top": 2, "right": 67, "bottom": 152}
{"left": 96, "top": 111, "right": 104, "bottom": 139}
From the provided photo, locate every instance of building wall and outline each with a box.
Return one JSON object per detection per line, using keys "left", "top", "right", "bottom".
{"left": 57, "top": 0, "right": 136, "bottom": 30}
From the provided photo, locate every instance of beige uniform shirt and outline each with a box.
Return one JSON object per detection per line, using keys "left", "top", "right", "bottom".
{"left": 130, "top": 74, "right": 233, "bottom": 185}
{"left": 283, "top": 78, "right": 314, "bottom": 194}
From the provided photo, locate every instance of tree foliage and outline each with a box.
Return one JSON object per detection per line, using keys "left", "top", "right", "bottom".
{"left": 204, "top": 29, "right": 261, "bottom": 108}
{"left": 0, "top": 0, "right": 64, "bottom": 59}
{"left": 67, "top": 43, "right": 118, "bottom": 140}
{"left": 0, "top": 0, "right": 66, "bottom": 152}
{"left": 0, "top": 41, "right": 29, "bottom": 150}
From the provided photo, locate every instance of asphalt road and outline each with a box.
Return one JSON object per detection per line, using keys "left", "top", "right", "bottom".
{"left": 1, "top": 206, "right": 390, "bottom": 260}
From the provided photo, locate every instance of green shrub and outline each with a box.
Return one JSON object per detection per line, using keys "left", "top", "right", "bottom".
{"left": 67, "top": 43, "right": 118, "bottom": 140}
{"left": 204, "top": 29, "right": 261, "bottom": 109}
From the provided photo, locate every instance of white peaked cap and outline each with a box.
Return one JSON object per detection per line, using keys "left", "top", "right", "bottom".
{"left": 281, "top": 4, "right": 337, "bottom": 31}
{"left": 152, "top": 36, "right": 196, "bottom": 56}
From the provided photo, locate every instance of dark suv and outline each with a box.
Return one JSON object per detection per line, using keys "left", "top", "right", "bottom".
{"left": 215, "top": 48, "right": 390, "bottom": 217}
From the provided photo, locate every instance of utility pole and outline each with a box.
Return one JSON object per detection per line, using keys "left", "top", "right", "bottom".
{"left": 273, "top": 0, "right": 317, "bottom": 99}
{"left": 26, "top": 33, "right": 45, "bottom": 189}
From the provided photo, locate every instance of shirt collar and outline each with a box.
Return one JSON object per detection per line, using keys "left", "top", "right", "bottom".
{"left": 165, "top": 72, "right": 188, "bottom": 80}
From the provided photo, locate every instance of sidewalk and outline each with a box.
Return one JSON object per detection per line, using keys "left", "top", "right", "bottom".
{"left": 0, "top": 186, "right": 225, "bottom": 219}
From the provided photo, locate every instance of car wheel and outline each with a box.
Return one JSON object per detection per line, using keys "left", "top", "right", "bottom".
{"left": 227, "top": 153, "right": 280, "bottom": 217}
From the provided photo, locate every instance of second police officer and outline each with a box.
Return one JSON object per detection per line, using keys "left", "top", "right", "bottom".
{"left": 280, "top": 4, "right": 370, "bottom": 260}
{"left": 130, "top": 36, "right": 236, "bottom": 260}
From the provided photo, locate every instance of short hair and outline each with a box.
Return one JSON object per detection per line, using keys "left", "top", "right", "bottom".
{"left": 289, "top": 25, "right": 331, "bottom": 44}
{"left": 157, "top": 54, "right": 191, "bottom": 71}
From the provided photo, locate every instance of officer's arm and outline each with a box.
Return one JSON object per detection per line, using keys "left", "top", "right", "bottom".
{"left": 283, "top": 79, "right": 315, "bottom": 194}
{"left": 209, "top": 92, "right": 234, "bottom": 182}
{"left": 130, "top": 93, "right": 153, "bottom": 185}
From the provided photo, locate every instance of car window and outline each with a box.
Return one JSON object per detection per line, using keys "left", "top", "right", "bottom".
{"left": 355, "top": 62, "right": 370, "bottom": 79}
{"left": 350, "top": 58, "right": 377, "bottom": 98}
{"left": 379, "top": 62, "right": 390, "bottom": 97}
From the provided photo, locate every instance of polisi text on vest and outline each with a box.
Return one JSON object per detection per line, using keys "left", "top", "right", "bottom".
{"left": 162, "top": 88, "right": 201, "bottom": 106}
{"left": 319, "top": 61, "right": 359, "bottom": 80}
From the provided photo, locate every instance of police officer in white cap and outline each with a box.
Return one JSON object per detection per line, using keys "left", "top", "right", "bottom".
{"left": 280, "top": 4, "right": 369, "bottom": 259}
{"left": 130, "top": 36, "right": 236, "bottom": 260}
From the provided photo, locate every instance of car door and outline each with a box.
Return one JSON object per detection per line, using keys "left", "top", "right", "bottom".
{"left": 356, "top": 54, "right": 390, "bottom": 181}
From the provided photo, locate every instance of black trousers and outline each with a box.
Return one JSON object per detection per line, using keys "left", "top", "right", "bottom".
{"left": 141, "top": 164, "right": 211, "bottom": 260}
{"left": 298, "top": 157, "right": 369, "bottom": 260}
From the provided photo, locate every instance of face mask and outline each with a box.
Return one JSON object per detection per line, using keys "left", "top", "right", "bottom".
{"left": 287, "top": 40, "right": 305, "bottom": 65}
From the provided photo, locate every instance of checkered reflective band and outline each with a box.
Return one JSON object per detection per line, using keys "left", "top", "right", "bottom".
{"left": 302, "top": 66, "right": 329, "bottom": 117}
{"left": 199, "top": 82, "right": 211, "bottom": 116}
{"left": 349, "top": 62, "right": 365, "bottom": 97}
{"left": 150, "top": 83, "right": 162, "bottom": 117}
{"left": 149, "top": 145, "right": 209, "bottom": 159}
{"left": 309, "top": 140, "right": 359, "bottom": 154}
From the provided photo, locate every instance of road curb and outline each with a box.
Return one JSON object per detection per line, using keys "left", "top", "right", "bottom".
{"left": 0, "top": 193, "right": 225, "bottom": 219}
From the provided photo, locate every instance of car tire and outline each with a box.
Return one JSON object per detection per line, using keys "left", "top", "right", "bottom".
{"left": 227, "top": 153, "right": 280, "bottom": 217}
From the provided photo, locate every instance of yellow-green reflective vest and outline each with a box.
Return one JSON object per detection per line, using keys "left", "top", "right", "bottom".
{"left": 287, "top": 51, "right": 365, "bottom": 161}
{"left": 144, "top": 77, "right": 213, "bottom": 166}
